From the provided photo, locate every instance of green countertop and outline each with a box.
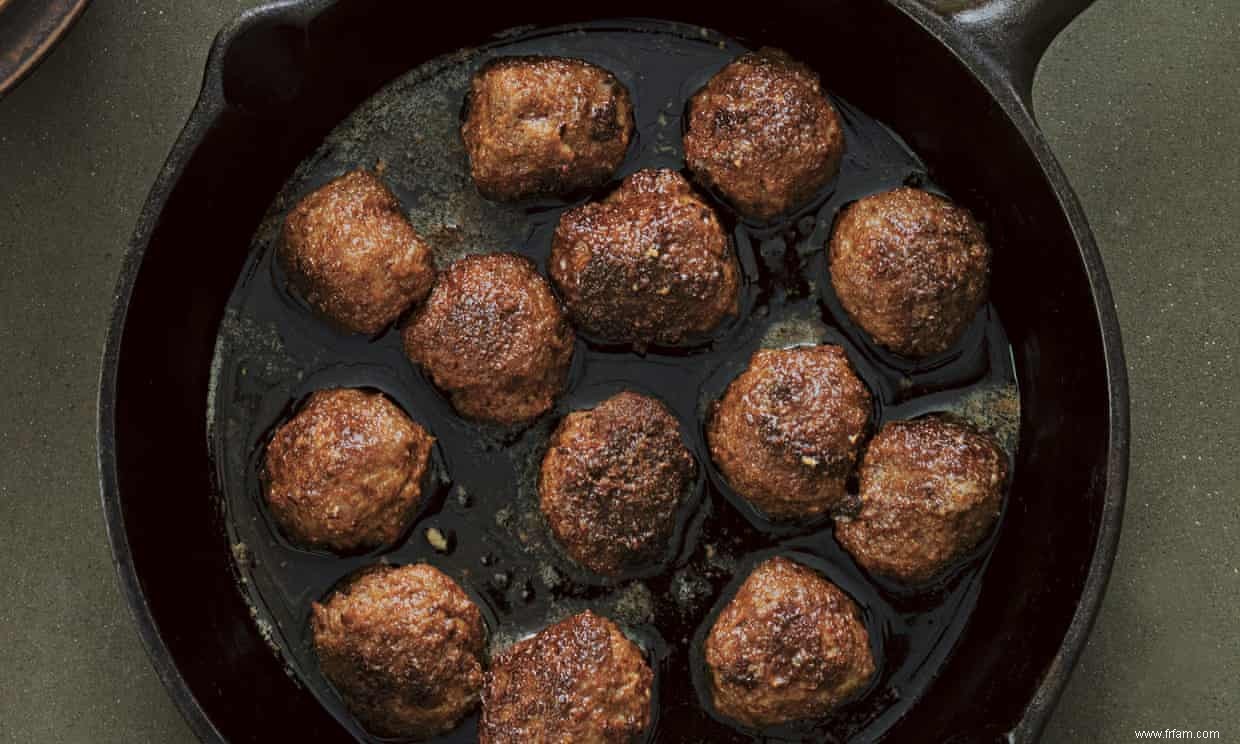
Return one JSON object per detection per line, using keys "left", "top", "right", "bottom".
{"left": 1, "top": 1, "right": 1236, "bottom": 741}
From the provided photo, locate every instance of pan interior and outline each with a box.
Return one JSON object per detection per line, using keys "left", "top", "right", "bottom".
{"left": 208, "top": 21, "right": 1020, "bottom": 743}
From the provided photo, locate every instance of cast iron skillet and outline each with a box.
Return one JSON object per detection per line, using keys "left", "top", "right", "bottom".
{"left": 98, "top": 0, "right": 1129, "bottom": 742}
{"left": 0, "top": 0, "right": 92, "bottom": 98}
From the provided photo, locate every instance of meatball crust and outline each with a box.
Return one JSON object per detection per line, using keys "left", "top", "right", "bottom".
{"left": 707, "top": 345, "right": 871, "bottom": 521}
{"left": 480, "top": 611, "right": 653, "bottom": 744}
{"left": 829, "top": 187, "right": 991, "bottom": 358}
{"left": 311, "top": 564, "right": 486, "bottom": 739}
{"left": 402, "top": 253, "right": 575, "bottom": 425}
{"left": 539, "top": 391, "right": 697, "bottom": 576}
{"left": 705, "top": 557, "right": 876, "bottom": 728}
{"left": 263, "top": 388, "right": 435, "bottom": 553}
{"left": 684, "top": 48, "right": 844, "bottom": 220}
{"left": 549, "top": 169, "right": 741, "bottom": 347}
{"left": 462, "top": 56, "right": 634, "bottom": 201}
{"left": 836, "top": 417, "right": 1009, "bottom": 584}
{"left": 280, "top": 169, "right": 436, "bottom": 335}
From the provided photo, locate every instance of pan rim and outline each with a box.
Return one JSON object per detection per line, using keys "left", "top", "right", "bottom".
{"left": 97, "top": 2, "right": 1128, "bottom": 742}
{"left": 0, "top": 0, "right": 94, "bottom": 98}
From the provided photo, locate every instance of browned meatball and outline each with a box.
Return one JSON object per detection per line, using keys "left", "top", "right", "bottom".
{"left": 462, "top": 56, "right": 634, "bottom": 202}
{"left": 549, "top": 169, "right": 741, "bottom": 348}
{"left": 263, "top": 388, "right": 434, "bottom": 553}
{"left": 829, "top": 187, "right": 991, "bottom": 358}
{"left": 836, "top": 417, "right": 1008, "bottom": 584}
{"left": 480, "top": 610, "right": 653, "bottom": 744}
{"left": 684, "top": 48, "right": 844, "bottom": 220}
{"left": 402, "top": 253, "right": 574, "bottom": 425}
{"left": 280, "top": 170, "right": 436, "bottom": 334}
{"left": 705, "top": 557, "right": 875, "bottom": 728}
{"left": 311, "top": 563, "right": 485, "bottom": 739}
{"left": 707, "top": 345, "right": 871, "bottom": 521}
{"left": 539, "top": 391, "right": 696, "bottom": 576}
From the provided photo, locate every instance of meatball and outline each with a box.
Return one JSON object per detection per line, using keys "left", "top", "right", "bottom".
{"left": 684, "top": 48, "right": 844, "bottom": 220}
{"left": 311, "top": 564, "right": 485, "bottom": 739}
{"left": 706, "top": 557, "right": 875, "bottom": 728}
{"left": 707, "top": 345, "right": 871, "bottom": 521}
{"left": 280, "top": 169, "right": 436, "bottom": 335}
{"left": 462, "top": 56, "right": 634, "bottom": 201}
{"left": 549, "top": 169, "right": 741, "bottom": 348}
{"left": 836, "top": 417, "right": 1008, "bottom": 584}
{"left": 829, "top": 187, "right": 991, "bottom": 358}
{"left": 539, "top": 391, "right": 697, "bottom": 576}
{"left": 480, "top": 610, "right": 653, "bottom": 743}
{"left": 263, "top": 388, "right": 434, "bottom": 553}
{"left": 402, "top": 253, "right": 575, "bottom": 425}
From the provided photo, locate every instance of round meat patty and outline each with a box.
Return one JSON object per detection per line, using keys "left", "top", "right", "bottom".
{"left": 836, "top": 417, "right": 1009, "bottom": 584}
{"left": 480, "top": 610, "right": 653, "bottom": 744}
{"left": 311, "top": 563, "right": 486, "bottom": 739}
{"left": 263, "top": 388, "right": 435, "bottom": 553}
{"left": 462, "top": 55, "right": 634, "bottom": 201}
{"left": 539, "top": 391, "right": 697, "bottom": 576}
{"left": 402, "top": 253, "right": 575, "bottom": 425}
{"left": 280, "top": 169, "right": 436, "bottom": 335}
{"left": 705, "top": 556, "right": 876, "bottom": 729}
{"left": 829, "top": 187, "right": 991, "bottom": 358}
{"left": 549, "top": 168, "right": 741, "bottom": 348}
{"left": 684, "top": 48, "right": 845, "bottom": 220}
{"left": 707, "top": 345, "right": 871, "bottom": 521}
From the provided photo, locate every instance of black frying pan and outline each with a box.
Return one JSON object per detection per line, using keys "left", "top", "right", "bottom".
{"left": 98, "top": 1, "right": 1129, "bottom": 742}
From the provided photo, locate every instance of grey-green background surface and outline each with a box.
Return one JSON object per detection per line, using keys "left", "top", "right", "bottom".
{"left": 0, "top": 1, "right": 1236, "bottom": 741}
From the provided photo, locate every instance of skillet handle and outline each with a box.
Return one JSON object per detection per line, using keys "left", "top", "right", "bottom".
{"left": 921, "top": 0, "right": 1094, "bottom": 108}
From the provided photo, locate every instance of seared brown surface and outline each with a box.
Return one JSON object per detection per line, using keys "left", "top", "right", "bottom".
{"left": 829, "top": 187, "right": 990, "bottom": 358}
{"left": 311, "top": 564, "right": 485, "bottom": 739}
{"left": 539, "top": 391, "right": 696, "bottom": 576}
{"left": 836, "top": 417, "right": 1008, "bottom": 584}
{"left": 480, "top": 610, "right": 652, "bottom": 744}
{"left": 402, "top": 253, "right": 574, "bottom": 425}
{"left": 280, "top": 169, "right": 436, "bottom": 335}
{"left": 684, "top": 48, "right": 844, "bottom": 220}
{"left": 549, "top": 169, "right": 740, "bottom": 347}
{"left": 705, "top": 557, "right": 875, "bottom": 728}
{"left": 263, "top": 388, "right": 434, "bottom": 553}
{"left": 462, "top": 56, "right": 633, "bottom": 202}
{"left": 707, "top": 345, "right": 871, "bottom": 521}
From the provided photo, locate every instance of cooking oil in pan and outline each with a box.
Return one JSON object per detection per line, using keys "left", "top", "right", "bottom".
{"left": 208, "top": 19, "right": 1020, "bottom": 744}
